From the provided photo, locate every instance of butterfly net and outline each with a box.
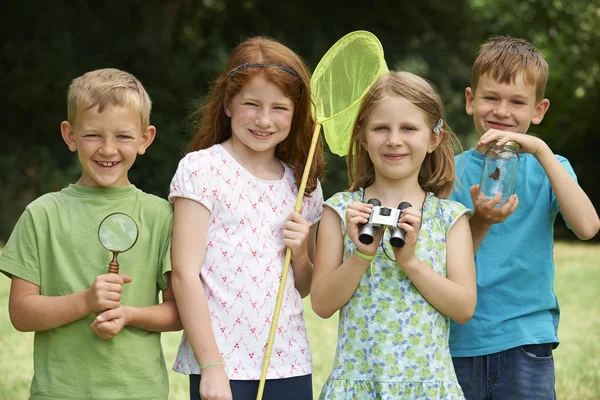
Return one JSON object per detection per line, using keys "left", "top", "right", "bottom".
{"left": 311, "top": 30, "right": 388, "bottom": 156}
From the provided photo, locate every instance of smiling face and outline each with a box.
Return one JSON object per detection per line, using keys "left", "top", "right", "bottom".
{"left": 466, "top": 72, "right": 550, "bottom": 136}
{"left": 362, "top": 95, "right": 441, "bottom": 183}
{"left": 61, "top": 105, "right": 155, "bottom": 188}
{"left": 224, "top": 75, "right": 294, "bottom": 159}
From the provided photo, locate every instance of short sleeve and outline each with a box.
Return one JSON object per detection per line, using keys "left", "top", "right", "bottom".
{"left": 551, "top": 155, "right": 577, "bottom": 213}
{"left": 169, "top": 151, "right": 215, "bottom": 211}
{"left": 302, "top": 180, "right": 324, "bottom": 226}
{"left": 156, "top": 209, "right": 173, "bottom": 291}
{"left": 0, "top": 208, "right": 41, "bottom": 285}
{"left": 324, "top": 191, "right": 361, "bottom": 236}
{"left": 436, "top": 199, "right": 474, "bottom": 237}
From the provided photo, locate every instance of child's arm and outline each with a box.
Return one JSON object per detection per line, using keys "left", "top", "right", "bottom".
{"left": 170, "top": 197, "right": 232, "bottom": 400}
{"left": 9, "top": 273, "right": 131, "bottom": 332}
{"left": 90, "top": 275, "right": 182, "bottom": 339}
{"left": 284, "top": 211, "right": 316, "bottom": 298}
{"left": 393, "top": 208, "right": 476, "bottom": 324}
{"left": 479, "top": 130, "right": 600, "bottom": 239}
{"left": 311, "top": 201, "right": 382, "bottom": 319}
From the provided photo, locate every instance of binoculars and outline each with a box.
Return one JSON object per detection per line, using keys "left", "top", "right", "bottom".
{"left": 358, "top": 199, "right": 412, "bottom": 248}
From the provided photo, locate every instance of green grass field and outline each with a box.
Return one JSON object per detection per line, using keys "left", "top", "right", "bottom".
{"left": 1, "top": 242, "right": 599, "bottom": 399}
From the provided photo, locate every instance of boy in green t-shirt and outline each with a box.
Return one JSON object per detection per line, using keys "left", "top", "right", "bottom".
{"left": 0, "top": 68, "right": 181, "bottom": 400}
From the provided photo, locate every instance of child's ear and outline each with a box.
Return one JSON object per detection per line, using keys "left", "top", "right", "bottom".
{"left": 357, "top": 126, "right": 369, "bottom": 150}
{"left": 531, "top": 98, "right": 550, "bottom": 125}
{"left": 224, "top": 99, "right": 232, "bottom": 117}
{"left": 465, "top": 87, "right": 475, "bottom": 116}
{"left": 428, "top": 130, "right": 443, "bottom": 153}
{"left": 61, "top": 121, "right": 78, "bottom": 152}
{"left": 137, "top": 125, "right": 157, "bottom": 155}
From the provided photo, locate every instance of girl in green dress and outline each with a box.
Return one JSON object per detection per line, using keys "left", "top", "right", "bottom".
{"left": 311, "top": 71, "right": 476, "bottom": 399}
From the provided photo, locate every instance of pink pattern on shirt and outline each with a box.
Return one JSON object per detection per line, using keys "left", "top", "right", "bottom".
{"left": 169, "top": 144, "right": 323, "bottom": 379}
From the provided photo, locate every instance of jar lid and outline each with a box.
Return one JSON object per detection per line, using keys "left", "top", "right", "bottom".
{"left": 503, "top": 141, "right": 521, "bottom": 151}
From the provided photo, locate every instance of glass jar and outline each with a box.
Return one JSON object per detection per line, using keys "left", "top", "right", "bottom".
{"left": 478, "top": 141, "right": 521, "bottom": 205}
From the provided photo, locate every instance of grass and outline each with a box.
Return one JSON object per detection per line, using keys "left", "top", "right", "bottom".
{"left": 1, "top": 242, "right": 599, "bottom": 399}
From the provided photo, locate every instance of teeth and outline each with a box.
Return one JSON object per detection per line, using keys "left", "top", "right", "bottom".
{"left": 98, "top": 161, "right": 117, "bottom": 167}
{"left": 251, "top": 130, "right": 271, "bottom": 137}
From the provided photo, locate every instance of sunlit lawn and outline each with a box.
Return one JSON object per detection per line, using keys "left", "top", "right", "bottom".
{"left": 1, "top": 242, "right": 599, "bottom": 399}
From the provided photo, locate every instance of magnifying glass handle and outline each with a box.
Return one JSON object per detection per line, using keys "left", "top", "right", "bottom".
{"left": 108, "top": 252, "right": 120, "bottom": 274}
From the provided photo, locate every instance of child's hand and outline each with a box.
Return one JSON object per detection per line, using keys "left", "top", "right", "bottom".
{"left": 346, "top": 201, "right": 382, "bottom": 257}
{"left": 392, "top": 206, "right": 421, "bottom": 268}
{"left": 470, "top": 184, "right": 519, "bottom": 224}
{"left": 90, "top": 306, "right": 130, "bottom": 339}
{"left": 477, "top": 128, "right": 549, "bottom": 158}
{"left": 86, "top": 273, "right": 132, "bottom": 314}
{"left": 199, "top": 365, "right": 232, "bottom": 400}
{"left": 283, "top": 211, "right": 310, "bottom": 256}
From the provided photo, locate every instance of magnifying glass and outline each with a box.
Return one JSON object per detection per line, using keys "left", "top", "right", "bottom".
{"left": 98, "top": 212, "right": 139, "bottom": 274}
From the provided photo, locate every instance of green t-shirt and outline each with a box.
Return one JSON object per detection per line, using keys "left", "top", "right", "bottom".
{"left": 0, "top": 184, "right": 173, "bottom": 400}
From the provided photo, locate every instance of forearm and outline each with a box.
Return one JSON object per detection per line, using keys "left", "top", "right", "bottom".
{"left": 401, "top": 258, "right": 476, "bottom": 324}
{"left": 10, "top": 290, "right": 91, "bottom": 331}
{"left": 291, "top": 251, "right": 313, "bottom": 298}
{"left": 124, "top": 299, "right": 182, "bottom": 332}
{"left": 537, "top": 149, "right": 600, "bottom": 239}
{"left": 311, "top": 253, "right": 370, "bottom": 318}
{"left": 172, "top": 272, "right": 222, "bottom": 364}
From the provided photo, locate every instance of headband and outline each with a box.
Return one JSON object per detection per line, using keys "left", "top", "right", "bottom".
{"left": 227, "top": 62, "right": 303, "bottom": 94}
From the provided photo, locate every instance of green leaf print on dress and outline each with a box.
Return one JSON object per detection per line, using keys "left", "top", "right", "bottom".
{"left": 319, "top": 189, "right": 472, "bottom": 400}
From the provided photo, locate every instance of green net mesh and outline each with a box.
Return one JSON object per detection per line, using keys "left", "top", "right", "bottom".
{"left": 310, "top": 30, "right": 388, "bottom": 156}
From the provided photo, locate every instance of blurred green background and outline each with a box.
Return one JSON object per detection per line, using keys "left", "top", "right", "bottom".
{"left": 1, "top": 0, "right": 599, "bottom": 243}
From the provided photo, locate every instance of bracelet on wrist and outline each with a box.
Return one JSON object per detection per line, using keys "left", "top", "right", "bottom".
{"left": 199, "top": 360, "right": 225, "bottom": 370}
{"left": 353, "top": 248, "right": 375, "bottom": 261}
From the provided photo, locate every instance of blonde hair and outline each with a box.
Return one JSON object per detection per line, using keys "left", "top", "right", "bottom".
{"left": 472, "top": 36, "right": 548, "bottom": 102}
{"left": 67, "top": 68, "right": 152, "bottom": 129}
{"left": 347, "top": 71, "right": 460, "bottom": 198}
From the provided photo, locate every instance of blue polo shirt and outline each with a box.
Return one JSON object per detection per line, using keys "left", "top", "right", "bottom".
{"left": 449, "top": 148, "right": 576, "bottom": 357}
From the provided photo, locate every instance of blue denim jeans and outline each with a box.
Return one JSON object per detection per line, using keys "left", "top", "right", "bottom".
{"left": 452, "top": 344, "right": 556, "bottom": 400}
{"left": 189, "top": 373, "right": 312, "bottom": 400}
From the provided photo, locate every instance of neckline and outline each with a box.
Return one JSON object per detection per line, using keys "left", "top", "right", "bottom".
{"left": 64, "top": 184, "right": 139, "bottom": 199}
{"left": 217, "top": 144, "right": 288, "bottom": 183}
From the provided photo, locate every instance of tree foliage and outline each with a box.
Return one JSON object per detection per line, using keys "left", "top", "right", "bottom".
{"left": 1, "top": 0, "right": 598, "bottom": 242}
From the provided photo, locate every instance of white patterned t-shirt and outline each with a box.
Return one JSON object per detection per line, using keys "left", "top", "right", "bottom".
{"left": 169, "top": 144, "right": 323, "bottom": 379}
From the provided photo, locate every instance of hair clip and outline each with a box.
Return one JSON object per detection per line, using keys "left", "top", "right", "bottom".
{"left": 433, "top": 119, "right": 443, "bottom": 135}
{"left": 227, "top": 62, "right": 250, "bottom": 78}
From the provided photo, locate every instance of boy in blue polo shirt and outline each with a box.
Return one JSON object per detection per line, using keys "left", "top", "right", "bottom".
{"left": 450, "top": 37, "right": 599, "bottom": 399}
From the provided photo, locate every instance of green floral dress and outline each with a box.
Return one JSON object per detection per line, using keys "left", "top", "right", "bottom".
{"left": 319, "top": 190, "right": 472, "bottom": 400}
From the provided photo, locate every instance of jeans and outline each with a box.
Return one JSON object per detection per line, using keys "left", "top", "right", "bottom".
{"left": 189, "top": 373, "right": 312, "bottom": 400}
{"left": 452, "top": 344, "right": 556, "bottom": 400}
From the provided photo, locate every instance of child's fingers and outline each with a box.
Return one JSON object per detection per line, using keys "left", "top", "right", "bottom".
{"left": 286, "top": 211, "right": 302, "bottom": 222}
{"left": 101, "top": 282, "right": 123, "bottom": 293}
{"left": 349, "top": 201, "right": 373, "bottom": 213}
{"left": 95, "top": 308, "right": 121, "bottom": 323}
{"left": 399, "top": 213, "right": 420, "bottom": 229}
{"left": 346, "top": 207, "right": 371, "bottom": 221}
{"left": 101, "top": 273, "right": 128, "bottom": 285}
{"left": 284, "top": 218, "right": 310, "bottom": 231}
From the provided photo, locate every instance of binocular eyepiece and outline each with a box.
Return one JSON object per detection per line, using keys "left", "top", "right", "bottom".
{"left": 358, "top": 199, "right": 412, "bottom": 248}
